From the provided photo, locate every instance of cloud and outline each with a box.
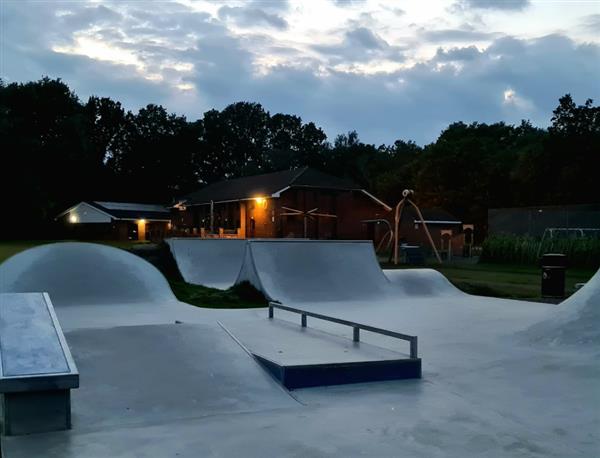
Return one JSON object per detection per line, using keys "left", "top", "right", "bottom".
{"left": 218, "top": 5, "right": 288, "bottom": 30}
{"left": 3, "top": 1, "right": 599, "bottom": 146}
{"left": 581, "top": 14, "right": 600, "bottom": 32}
{"left": 331, "top": 0, "right": 367, "bottom": 6}
{"left": 420, "top": 27, "right": 498, "bottom": 42}
{"left": 312, "top": 27, "right": 405, "bottom": 64}
{"left": 457, "top": 0, "right": 530, "bottom": 11}
{"left": 434, "top": 45, "right": 483, "bottom": 61}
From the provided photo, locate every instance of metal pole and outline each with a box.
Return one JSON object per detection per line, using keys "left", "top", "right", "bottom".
{"left": 353, "top": 327, "right": 360, "bottom": 342}
{"left": 408, "top": 199, "right": 442, "bottom": 264}
{"left": 301, "top": 314, "right": 307, "bottom": 327}
{"left": 410, "top": 337, "right": 418, "bottom": 359}
{"left": 393, "top": 199, "right": 405, "bottom": 265}
{"left": 210, "top": 200, "right": 214, "bottom": 234}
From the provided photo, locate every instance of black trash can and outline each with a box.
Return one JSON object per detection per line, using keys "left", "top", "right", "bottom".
{"left": 541, "top": 253, "right": 567, "bottom": 298}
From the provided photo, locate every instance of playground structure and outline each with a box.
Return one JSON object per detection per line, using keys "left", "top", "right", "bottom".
{"left": 393, "top": 190, "right": 442, "bottom": 265}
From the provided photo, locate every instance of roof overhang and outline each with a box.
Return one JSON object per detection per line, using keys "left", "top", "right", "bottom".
{"left": 56, "top": 201, "right": 114, "bottom": 220}
{"left": 414, "top": 220, "right": 462, "bottom": 225}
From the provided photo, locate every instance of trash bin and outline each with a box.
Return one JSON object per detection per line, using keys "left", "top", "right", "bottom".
{"left": 541, "top": 253, "right": 567, "bottom": 298}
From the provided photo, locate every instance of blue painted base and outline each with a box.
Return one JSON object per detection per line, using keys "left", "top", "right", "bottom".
{"left": 255, "top": 355, "right": 422, "bottom": 390}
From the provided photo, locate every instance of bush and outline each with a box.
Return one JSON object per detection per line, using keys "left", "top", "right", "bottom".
{"left": 481, "top": 234, "right": 600, "bottom": 268}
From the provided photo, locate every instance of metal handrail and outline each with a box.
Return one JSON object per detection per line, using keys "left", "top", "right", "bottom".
{"left": 268, "top": 301, "right": 418, "bottom": 359}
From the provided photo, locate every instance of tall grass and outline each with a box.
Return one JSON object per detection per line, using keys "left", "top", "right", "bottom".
{"left": 481, "top": 234, "right": 600, "bottom": 268}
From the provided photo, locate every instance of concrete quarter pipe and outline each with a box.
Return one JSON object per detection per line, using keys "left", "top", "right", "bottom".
{"left": 166, "top": 238, "right": 247, "bottom": 289}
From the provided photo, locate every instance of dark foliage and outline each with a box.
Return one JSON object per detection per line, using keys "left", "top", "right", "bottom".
{"left": 1, "top": 77, "right": 598, "bottom": 239}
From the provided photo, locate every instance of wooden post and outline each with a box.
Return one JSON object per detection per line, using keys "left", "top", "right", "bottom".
{"left": 239, "top": 201, "right": 247, "bottom": 238}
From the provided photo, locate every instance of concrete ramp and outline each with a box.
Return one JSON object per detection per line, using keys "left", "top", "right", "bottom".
{"left": 0, "top": 242, "right": 176, "bottom": 307}
{"left": 236, "top": 240, "right": 392, "bottom": 303}
{"left": 166, "top": 238, "right": 247, "bottom": 289}
{"left": 383, "top": 268, "right": 463, "bottom": 297}
{"left": 63, "top": 323, "right": 297, "bottom": 431}
{"left": 236, "top": 240, "right": 462, "bottom": 304}
{"left": 523, "top": 268, "right": 600, "bottom": 345}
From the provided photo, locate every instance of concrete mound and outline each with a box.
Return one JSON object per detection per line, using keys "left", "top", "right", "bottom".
{"left": 523, "top": 268, "right": 600, "bottom": 345}
{"left": 0, "top": 242, "right": 176, "bottom": 306}
{"left": 383, "top": 268, "right": 462, "bottom": 297}
{"left": 165, "top": 238, "right": 246, "bottom": 289}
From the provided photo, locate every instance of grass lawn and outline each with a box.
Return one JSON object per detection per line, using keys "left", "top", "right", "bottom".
{"left": 169, "top": 281, "right": 267, "bottom": 309}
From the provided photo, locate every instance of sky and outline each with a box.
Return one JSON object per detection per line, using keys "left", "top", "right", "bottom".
{"left": 1, "top": 0, "right": 599, "bottom": 145}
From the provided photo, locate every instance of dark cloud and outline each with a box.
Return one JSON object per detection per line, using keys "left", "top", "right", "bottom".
{"left": 346, "top": 27, "right": 387, "bottom": 50}
{"left": 218, "top": 5, "right": 288, "bottom": 30}
{"left": 420, "top": 27, "right": 498, "bottom": 42}
{"left": 457, "top": 0, "right": 530, "bottom": 11}
{"left": 581, "top": 14, "right": 600, "bottom": 32}
{"left": 332, "top": 0, "right": 367, "bottom": 6}
{"left": 59, "top": 5, "right": 122, "bottom": 29}
{"left": 434, "top": 45, "right": 483, "bottom": 61}
{"left": 313, "top": 27, "right": 405, "bottom": 63}
{"left": 244, "top": 0, "right": 290, "bottom": 12}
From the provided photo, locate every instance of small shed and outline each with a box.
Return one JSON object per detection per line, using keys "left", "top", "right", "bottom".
{"left": 57, "top": 201, "right": 171, "bottom": 241}
{"left": 401, "top": 207, "right": 465, "bottom": 257}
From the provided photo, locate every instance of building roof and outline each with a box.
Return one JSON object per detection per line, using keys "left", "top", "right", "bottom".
{"left": 58, "top": 201, "right": 171, "bottom": 221}
{"left": 89, "top": 201, "right": 171, "bottom": 221}
{"left": 178, "top": 167, "right": 389, "bottom": 209}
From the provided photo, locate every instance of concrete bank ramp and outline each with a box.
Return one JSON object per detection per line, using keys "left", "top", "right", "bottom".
{"left": 0, "top": 242, "right": 176, "bottom": 307}
{"left": 166, "top": 238, "right": 247, "bottom": 289}
{"left": 236, "top": 240, "right": 462, "bottom": 303}
{"left": 523, "top": 268, "right": 600, "bottom": 345}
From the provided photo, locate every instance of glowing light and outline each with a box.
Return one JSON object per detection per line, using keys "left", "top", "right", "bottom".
{"left": 175, "top": 83, "right": 195, "bottom": 91}
{"left": 138, "top": 219, "right": 146, "bottom": 224}
{"left": 254, "top": 197, "right": 267, "bottom": 209}
{"left": 69, "top": 214, "right": 78, "bottom": 223}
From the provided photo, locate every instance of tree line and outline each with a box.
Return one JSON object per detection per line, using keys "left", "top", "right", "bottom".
{"left": 1, "top": 77, "right": 598, "bottom": 239}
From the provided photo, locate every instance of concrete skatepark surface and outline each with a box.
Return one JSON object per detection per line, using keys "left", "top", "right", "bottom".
{"left": 166, "top": 238, "right": 247, "bottom": 289}
{"left": 1, "top": 241, "right": 598, "bottom": 457}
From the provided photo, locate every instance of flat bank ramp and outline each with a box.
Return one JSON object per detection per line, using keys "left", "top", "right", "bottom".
{"left": 236, "top": 240, "right": 461, "bottom": 303}
{"left": 166, "top": 238, "right": 247, "bottom": 289}
{"left": 0, "top": 242, "right": 176, "bottom": 307}
{"left": 57, "top": 323, "right": 297, "bottom": 431}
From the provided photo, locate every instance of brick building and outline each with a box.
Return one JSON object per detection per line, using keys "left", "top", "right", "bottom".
{"left": 172, "top": 167, "right": 391, "bottom": 240}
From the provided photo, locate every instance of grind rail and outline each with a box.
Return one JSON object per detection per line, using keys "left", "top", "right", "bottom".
{"left": 268, "top": 301, "right": 418, "bottom": 359}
